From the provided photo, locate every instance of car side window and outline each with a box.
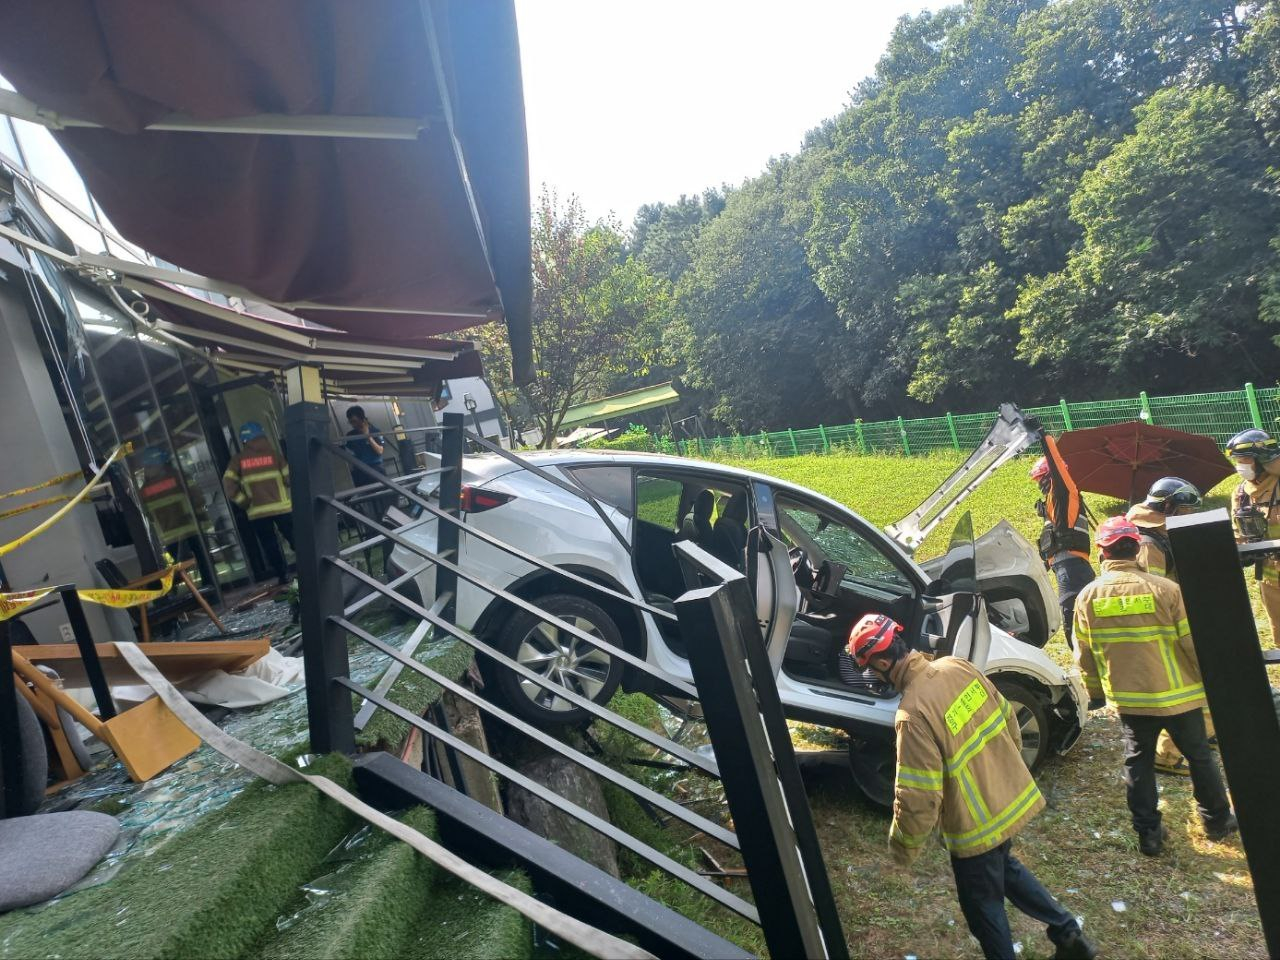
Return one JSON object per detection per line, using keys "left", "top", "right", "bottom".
{"left": 564, "top": 465, "right": 634, "bottom": 515}
{"left": 635, "top": 474, "right": 684, "bottom": 528}
{"left": 775, "top": 496, "right": 913, "bottom": 591}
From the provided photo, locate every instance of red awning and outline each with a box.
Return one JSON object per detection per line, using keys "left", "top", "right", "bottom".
{"left": 0, "top": 0, "right": 532, "bottom": 381}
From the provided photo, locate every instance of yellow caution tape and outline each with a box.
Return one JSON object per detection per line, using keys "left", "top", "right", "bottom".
{"left": 0, "top": 587, "right": 55, "bottom": 622}
{"left": 0, "top": 568, "right": 178, "bottom": 623}
{"left": 0, "top": 446, "right": 126, "bottom": 559}
{"left": 0, "top": 468, "right": 82, "bottom": 502}
{"left": 79, "top": 570, "right": 176, "bottom": 610}
{"left": 0, "top": 485, "right": 113, "bottom": 523}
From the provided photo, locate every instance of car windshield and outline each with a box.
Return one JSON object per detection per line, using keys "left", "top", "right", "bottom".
{"left": 774, "top": 495, "right": 913, "bottom": 591}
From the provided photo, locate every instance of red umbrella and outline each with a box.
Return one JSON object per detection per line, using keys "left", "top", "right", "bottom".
{"left": 1054, "top": 421, "right": 1234, "bottom": 504}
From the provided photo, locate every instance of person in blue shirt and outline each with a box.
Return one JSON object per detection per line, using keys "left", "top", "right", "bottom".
{"left": 345, "top": 406, "right": 386, "bottom": 476}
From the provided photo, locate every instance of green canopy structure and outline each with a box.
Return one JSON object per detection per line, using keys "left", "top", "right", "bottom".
{"left": 559, "top": 382, "right": 679, "bottom": 431}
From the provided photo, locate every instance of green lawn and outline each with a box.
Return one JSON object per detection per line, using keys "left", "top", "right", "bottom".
{"left": 610, "top": 451, "right": 1272, "bottom": 958}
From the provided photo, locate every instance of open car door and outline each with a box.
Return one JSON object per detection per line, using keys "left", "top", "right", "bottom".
{"left": 887, "top": 403, "right": 1039, "bottom": 552}
{"left": 925, "top": 513, "right": 990, "bottom": 670}
{"left": 745, "top": 525, "right": 799, "bottom": 676}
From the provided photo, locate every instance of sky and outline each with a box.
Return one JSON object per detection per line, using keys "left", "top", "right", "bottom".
{"left": 514, "top": 1, "right": 934, "bottom": 227}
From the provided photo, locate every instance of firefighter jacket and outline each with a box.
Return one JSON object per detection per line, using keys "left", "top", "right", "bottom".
{"left": 1125, "top": 503, "right": 1175, "bottom": 581}
{"left": 1073, "top": 559, "right": 1205, "bottom": 716}
{"left": 1036, "top": 434, "right": 1091, "bottom": 565}
{"left": 140, "top": 465, "right": 201, "bottom": 542}
{"left": 888, "top": 651, "right": 1043, "bottom": 865}
{"left": 222, "top": 437, "right": 291, "bottom": 519}
{"left": 1233, "top": 468, "right": 1280, "bottom": 587}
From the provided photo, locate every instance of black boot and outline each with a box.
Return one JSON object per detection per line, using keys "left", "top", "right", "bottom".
{"left": 1055, "top": 928, "right": 1099, "bottom": 960}
{"left": 1205, "top": 813, "right": 1238, "bottom": 842}
{"left": 1139, "top": 824, "right": 1168, "bottom": 857}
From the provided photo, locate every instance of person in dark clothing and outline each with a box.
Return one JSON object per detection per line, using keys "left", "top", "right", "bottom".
{"left": 345, "top": 406, "right": 386, "bottom": 475}
{"left": 712, "top": 491, "right": 749, "bottom": 569}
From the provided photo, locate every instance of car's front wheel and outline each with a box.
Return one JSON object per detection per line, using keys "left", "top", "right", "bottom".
{"left": 490, "top": 593, "right": 624, "bottom": 726}
{"left": 993, "top": 677, "right": 1050, "bottom": 771}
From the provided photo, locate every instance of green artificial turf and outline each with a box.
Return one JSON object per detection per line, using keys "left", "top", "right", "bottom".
{"left": 0, "top": 754, "right": 357, "bottom": 960}
{"left": 404, "top": 869, "right": 533, "bottom": 960}
{"left": 252, "top": 807, "right": 439, "bottom": 960}
{"left": 355, "top": 637, "right": 476, "bottom": 752}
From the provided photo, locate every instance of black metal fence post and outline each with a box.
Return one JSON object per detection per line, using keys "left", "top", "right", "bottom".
{"left": 0, "top": 619, "right": 23, "bottom": 819}
{"left": 436, "top": 412, "right": 464, "bottom": 626}
{"left": 61, "top": 587, "right": 116, "bottom": 720}
{"left": 1167, "top": 509, "right": 1280, "bottom": 957}
{"left": 674, "top": 542, "right": 847, "bottom": 960}
{"left": 284, "top": 364, "right": 354, "bottom": 755}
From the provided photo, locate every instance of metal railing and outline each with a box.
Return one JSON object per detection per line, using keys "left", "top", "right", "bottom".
{"left": 286, "top": 396, "right": 846, "bottom": 957}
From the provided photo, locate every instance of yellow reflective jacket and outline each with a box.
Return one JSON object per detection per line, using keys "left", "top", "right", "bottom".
{"left": 889, "top": 652, "right": 1043, "bottom": 864}
{"left": 1125, "top": 503, "right": 1174, "bottom": 581}
{"left": 1233, "top": 471, "right": 1280, "bottom": 585}
{"left": 140, "top": 465, "right": 201, "bottom": 542}
{"left": 222, "top": 437, "right": 291, "bottom": 519}
{"left": 1074, "top": 559, "right": 1205, "bottom": 716}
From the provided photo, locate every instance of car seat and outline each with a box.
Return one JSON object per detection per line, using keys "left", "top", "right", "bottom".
{"left": 711, "top": 491, "right": 749, "bottom": 569}
{"left": 679, "top": 489, "right": 715, "bottom": 548}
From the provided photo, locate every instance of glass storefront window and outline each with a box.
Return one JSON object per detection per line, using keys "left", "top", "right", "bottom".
{"left": 0, "top": 117, "right": 21, "bottom": 167}
{"left": 11, "top": 119, "right": 95, "bottom": 220}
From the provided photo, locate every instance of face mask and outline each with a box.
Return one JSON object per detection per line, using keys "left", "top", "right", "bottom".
{"left": 1236, "top": 463, "right": 1258, "bottom": 481}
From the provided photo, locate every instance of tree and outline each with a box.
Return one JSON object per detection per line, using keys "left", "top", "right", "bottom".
{"left": 473, "top": 189, "right": 669, "bottom": 446}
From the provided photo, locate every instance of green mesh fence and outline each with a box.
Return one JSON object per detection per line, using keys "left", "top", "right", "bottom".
{"left": 651, "top": 383, "right": 1280, "bottom": 460}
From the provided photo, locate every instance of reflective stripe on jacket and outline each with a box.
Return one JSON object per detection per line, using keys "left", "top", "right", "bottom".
{"left": 141, "top": 469, "right": 199, "bottom": 541}
{"left": 222, "top": 438, "right": 291, "bottom": 519}
{"left": 1073, "top": 559, "right": 1205, "bottom": 716}
{"left": 1233, "top": 474, "right": 1280, "bottom": 583}
{"left": 888, "top": 652, "right": 1043, "bottom": 864}
{"left": 1126, "top": 503, "right": 1174, "bottom": 581}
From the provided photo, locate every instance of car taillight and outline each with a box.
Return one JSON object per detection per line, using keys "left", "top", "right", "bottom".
{"left": 460, "top": 485, "right": 515, "bottom": 513}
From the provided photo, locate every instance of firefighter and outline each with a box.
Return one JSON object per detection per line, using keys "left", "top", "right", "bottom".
{"left": 1031, "top": 434, "right": 1095, "bottom": 648}
{"left": 139, "top": 445, "right": 215, "bottom": 587}
{"left": 1226, "top": 429, "right": 1280, "bottom": 642}
{"left": 1074, "top": 517, "right": 1236, "bottom": 856}
{"left": 222, "top": 422, "right": 294, "bottom": 585}
{"left": 847, "top": 614, "right": 1097, "bottom": 960}
{"left": 1125, "top": 478, "right": 1209, "bottom": 776}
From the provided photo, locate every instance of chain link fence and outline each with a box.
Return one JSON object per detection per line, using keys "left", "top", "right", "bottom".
{"left": 624, "top": 382, "right": 1280, "bottom": 460}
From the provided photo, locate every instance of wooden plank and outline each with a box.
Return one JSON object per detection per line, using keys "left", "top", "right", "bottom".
{"left": 12, "top": 639, "right": 268, "bottom": 689}
{"left": 100, "top": 695, "right": 200, "bottom": 782}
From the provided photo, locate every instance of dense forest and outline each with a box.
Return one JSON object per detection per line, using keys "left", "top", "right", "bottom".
{"left": 485, "top": 0, "right": 1280, "bottom": 440}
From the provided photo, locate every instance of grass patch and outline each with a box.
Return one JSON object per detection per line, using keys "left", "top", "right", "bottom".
{"left": 0, "top": 754, "right": 357, "bottom": 960}
{"left": 252, "top": 807, "right": 439, "bottom": 960}
{"left": 355, "top": 636, "right": 476, "bottom": 752}
{"left": 405, "top": 869, "right": 533, "bottom": 960}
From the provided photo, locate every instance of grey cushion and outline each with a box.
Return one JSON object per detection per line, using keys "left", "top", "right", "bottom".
{"left": 0, "top": 811, "right": 120, "bottom": 912}
{"left": 0, "top": 693, "right": 47, "bottom": 818}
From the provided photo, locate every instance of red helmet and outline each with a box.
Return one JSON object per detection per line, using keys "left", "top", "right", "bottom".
{"left": 1095, "top": 516, "right": 1141, "bottom": 548}
{"left": 1030, "top": 457, "right": 1050, "bottom": 482}
{"left": 847, "top": 614, "right": 903, "bottom": 668}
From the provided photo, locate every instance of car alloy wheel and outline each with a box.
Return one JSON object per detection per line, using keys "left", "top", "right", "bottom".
{"left": 516, "top": 616, "right": 613, "bottom": 712}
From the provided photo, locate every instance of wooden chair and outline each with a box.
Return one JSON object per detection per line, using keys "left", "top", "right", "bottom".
{"left": 95, "top": 559, "right": 226, "bottom": 642}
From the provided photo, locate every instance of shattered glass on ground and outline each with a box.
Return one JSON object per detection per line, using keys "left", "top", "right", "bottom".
{"left": 30, "top": 618, "right": 423, "bottom": 904}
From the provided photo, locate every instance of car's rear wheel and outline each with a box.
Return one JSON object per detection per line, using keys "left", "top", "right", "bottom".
{"left": 491, "top": 594, "right": 624, "bottom": 726}
{"left": 993, "top": 677, "right": 1050, "bottom": 771}
{"left": 847, "top": 738, "right": 895, "bottom": 810}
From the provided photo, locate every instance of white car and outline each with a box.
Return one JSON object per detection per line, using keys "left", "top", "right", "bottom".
{"left": 387, "top": 409, "right": 1087, "bottom": 803}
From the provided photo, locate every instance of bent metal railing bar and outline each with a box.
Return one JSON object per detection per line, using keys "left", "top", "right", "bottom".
{"left": 324, "top": 495, "right": 696, "bottom": 699}
{"left": 342, "top": 559, "right": 435, "bottom": 620}
{"left": 335, "top": 614, "right": 737, "bottom": 849}
{"left": 325, "top": 441, "right": 677, "bottom": 623}
{"left": 329, "top": 555, "right": 717, "bottom": 777}
{"left": 332, "top": 674, "right": 758, "bottom": 923}
{"left": 460, "top": 428, "right": 633, "bottom": 555}
{"left": 335, "top": 465, "right": 448, "bottom": 502}
{"left": 338, "top": 513, "right": 434, "bottom": 560}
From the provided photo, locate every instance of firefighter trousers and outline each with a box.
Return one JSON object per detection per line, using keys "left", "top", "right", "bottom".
{"left": 1120, "top": 709, "right": 1231, "bottom": 836}
{"left": 950, "top": 839, "right": 1081, "bottom": 960}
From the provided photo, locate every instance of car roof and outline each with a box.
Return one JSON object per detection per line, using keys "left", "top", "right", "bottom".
{"left": 488, "top": 447, "right": 810, "bottom": 493}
